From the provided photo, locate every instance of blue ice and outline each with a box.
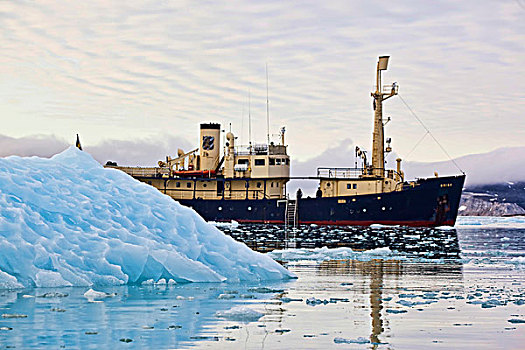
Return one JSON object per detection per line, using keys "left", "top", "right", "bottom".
{"left": 0, "top": 148, "right": 295, "bottom": 289}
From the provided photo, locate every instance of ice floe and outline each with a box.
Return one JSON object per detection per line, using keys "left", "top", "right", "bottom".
{"left": 0, "top": 148, "right": 294, "bottom": 289}
{"left": 215, "top": 306, "right": 263, "bottom": 322}
{"left": 334, "top": 336, "right": 370, "bottom": 344}
{"left": 267, "top": 246, "right": 395, "bottom": 262}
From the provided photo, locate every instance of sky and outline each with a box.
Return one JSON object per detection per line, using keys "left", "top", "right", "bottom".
{"left": 0, "top": 0, "right": 524, "bottom": 166}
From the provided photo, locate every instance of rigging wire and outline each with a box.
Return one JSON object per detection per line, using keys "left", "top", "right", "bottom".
{"left": 398, "top": 94, "right": 464, "bottom": 174}
{"left": 405, "top": 131, "right": 429, "bottom": 159}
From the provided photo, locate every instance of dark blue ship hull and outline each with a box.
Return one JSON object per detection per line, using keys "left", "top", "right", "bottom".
{"left": 178, "top": 175, "right": 465, "bottom": 227}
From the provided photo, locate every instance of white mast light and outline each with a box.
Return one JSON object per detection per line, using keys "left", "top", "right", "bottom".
{"left": 378, "top": 56, "right": 389, "bottom": 70}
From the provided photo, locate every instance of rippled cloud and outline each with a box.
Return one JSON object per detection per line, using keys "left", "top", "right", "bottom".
{"left": 0, "top": 0, "right": 523, "bottom": 162}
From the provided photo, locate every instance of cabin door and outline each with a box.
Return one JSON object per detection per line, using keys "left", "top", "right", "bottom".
{"left": 217, "top": 181, "right": 224, "bottom": 197}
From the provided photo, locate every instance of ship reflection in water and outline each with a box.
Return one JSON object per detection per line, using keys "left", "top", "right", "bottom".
{"left": 315, "top": 259, "right": 463, "bottom": 347}
{"left": 214, "top": 223, "right": 466, "bottom": 347}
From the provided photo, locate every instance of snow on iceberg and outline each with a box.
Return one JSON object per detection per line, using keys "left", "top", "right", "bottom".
{"left": 0, "top": 147, "right": 294, "bottom": 289}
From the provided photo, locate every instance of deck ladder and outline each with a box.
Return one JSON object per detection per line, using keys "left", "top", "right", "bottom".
{"left": 285, "top": 199, "right": 298, "bottom": 228}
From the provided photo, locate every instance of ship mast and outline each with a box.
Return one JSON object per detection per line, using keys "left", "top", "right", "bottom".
{"left": 371, "top": 56, "right": 397, "bottom": 177}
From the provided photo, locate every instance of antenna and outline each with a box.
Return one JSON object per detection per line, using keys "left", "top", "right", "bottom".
{"left": 266, "top": 63, "right": 270, "bottom": 150}
{"left": 248, "top": 90, "right": 252, "bottom": 153}
{"left": 240, "top": 98, "right": 245, "bottom": 146}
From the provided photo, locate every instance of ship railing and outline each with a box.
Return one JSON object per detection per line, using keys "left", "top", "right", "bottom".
{"left": 382, "top": 84, "right": 399, "bottom": 94}
{"left": 110, "top": 166, "right": 168, "bottom": 178}
{"left": 163, "top": 188, "right": 272, "bottom": 200}
{"left": 317, "top": 167, "right": 404, "bottom": 180}
{"left": 317, "top": 167, "right": 365, "bottom": 178}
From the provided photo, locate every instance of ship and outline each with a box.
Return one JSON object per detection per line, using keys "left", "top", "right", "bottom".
{"left": 106, "top": 56, "right": 465, "bottom": 227}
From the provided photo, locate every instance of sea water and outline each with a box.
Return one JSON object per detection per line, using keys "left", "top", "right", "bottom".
{"left": 1, "top": 217, "right": 524, "bottom": 349}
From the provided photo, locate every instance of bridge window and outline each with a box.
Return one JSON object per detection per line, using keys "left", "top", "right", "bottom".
{"left": 255, "top": 159, "right": 265, "bottom": 166}
{"left": 176, "top": 182, "right": 181, "bottom": 188}
{"left": 238, "top": 159, "right": 249, "bottom": 165}
{"left": 353, "top": 184, "right": 357, "bottom": 189}
{"left": 269, "top": 158, "right": 275, "bottom": 166}
{"left": 276, "top": 158, "right": 282, "bottom": 165}
{"left": 257, "top": 182, "right": 262, "bottom": 188}
{"left": 187, "top": 182, "right": 192, "bottom": 188}
{"left": 285, "top": 158, "right": 290, "bottom": 165}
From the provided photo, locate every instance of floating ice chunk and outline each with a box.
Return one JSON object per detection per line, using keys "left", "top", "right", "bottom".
{"left": 83, "top": 288, "right": 115, "bottom": 299}
{"left": 306, "top": 297, "right": 328, "bottom": 305}
{"left": 397, "top": 299, "right": 437, "bottom": 307}
{"left": 280, "top": 297, "right": 303, "bottom": 303}
{"left": 386, "top": 309, "right": 407, "bottom": 314}
{"left": 215, "top": 306, "right": 263, "bottom": 322}
{"left": 37, "top": 292, "right": 68, "bottom": 298}
{"left": 209, "top": 220, "right": 239, "bottom": 228}
{"left": 334, "top": 336, "right": 370, "bottom": 344}
{"left": 435, "top": 225, "right": 455, "bottom": 230}
{"left": 0, "top": 148, "right": 294, "bottom": 289}
{"left": 506, "top": 257, "right": 525, "bottom": 266}
{"left": 267, "top": 246, "right": 396, "bottom": 262}
{"left": 2, "top": 314, "right": 27, "bottom": 318}
{"left": 218, "top": 294, "right": 236, "bottom": 300}
{"left": 370, "top": 224, "right": 399, "bottom": 229}
{"left": 508, "top": 319, "right": 525, "bottom": 324}
{"left": 248, "top": 287, "right": 284, "bottom": 294}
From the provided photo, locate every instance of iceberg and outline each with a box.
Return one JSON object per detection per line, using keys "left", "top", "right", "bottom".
{"left": 0, "top": 148, "right": 294, "bottom": 289}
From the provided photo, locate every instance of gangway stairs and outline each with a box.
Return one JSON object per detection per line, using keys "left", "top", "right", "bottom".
{"left": 285, "top": 199, "right": 298, "bottom": 228}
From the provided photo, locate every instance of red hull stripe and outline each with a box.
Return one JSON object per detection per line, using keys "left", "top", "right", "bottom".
{"left": 223, "top": 219, "right": 456, "bottom": 228}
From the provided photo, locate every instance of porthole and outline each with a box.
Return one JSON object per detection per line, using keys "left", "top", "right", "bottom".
{"left": 203, "top": 183, "right": 207, "bottom": 188}
{"left": 352, "top": 198, "right": 356, "bottom": 202}
{"left": 218, "top": 206, "right": 222, "bottom": 211}
{"left": 381, "top": 207, "right": 386, "bottom": 211}
{"left": 377, "top": 196, "right": 381, "bottom": 200}
{"left": 247, "top": 206, "right": 252, "bottom": 211}
{"left": 362, "top": 208, "right": 367, "bottom": 213}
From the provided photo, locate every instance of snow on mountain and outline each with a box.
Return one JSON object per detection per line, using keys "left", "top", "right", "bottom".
{"left": 0, "top": 147, "right": 295, "bottom": 289}
{"left": 403, "top": 147, "right": 525, "bottom": 186}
